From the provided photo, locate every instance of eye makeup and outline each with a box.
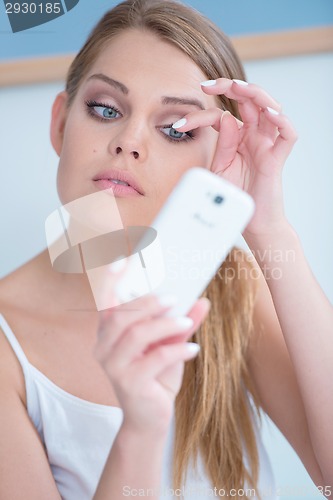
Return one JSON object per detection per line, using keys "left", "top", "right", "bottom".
{"left": 85, "top": 99, "right": 122, "bottom": 122}
{"left": 159, "top": 124, "right": 195, "bottom": 143}
{"left": 84, "top": 99, "right": 196, "bottom": 144}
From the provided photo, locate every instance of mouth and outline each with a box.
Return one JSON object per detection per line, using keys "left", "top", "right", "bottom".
{"left": 93, "top": 169, "right": 144, "bottom": 196}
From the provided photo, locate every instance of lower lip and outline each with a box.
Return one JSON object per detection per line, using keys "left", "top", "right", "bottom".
{"left": 94, "top": 179, "right": 142, "bottom": 197}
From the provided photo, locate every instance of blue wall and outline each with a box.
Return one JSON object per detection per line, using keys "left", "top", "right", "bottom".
{"left": 0, "top": 0, "right": 333, "bottom": 61}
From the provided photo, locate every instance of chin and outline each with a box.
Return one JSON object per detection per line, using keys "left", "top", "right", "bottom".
{"left": 117, "top": 202, "right": 158, "bottom": 229}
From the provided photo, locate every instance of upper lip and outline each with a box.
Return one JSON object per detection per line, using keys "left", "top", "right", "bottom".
{"left": 93, "top": 169, "right": 144, "bottom": 195}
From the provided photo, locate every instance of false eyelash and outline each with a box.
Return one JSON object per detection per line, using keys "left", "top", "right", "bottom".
{"left": 160, "top": 124, "right": 195, "bottom": 143}
{"left": 85, "top": 99, "right": 121, "bottom": 122}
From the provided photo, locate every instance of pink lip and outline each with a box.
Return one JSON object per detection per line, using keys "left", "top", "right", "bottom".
{"left": 93, "top": 169, "right": 144, "bottom": 195}
{"left": 94, "top": 179, "right": 142, "bottom": 197}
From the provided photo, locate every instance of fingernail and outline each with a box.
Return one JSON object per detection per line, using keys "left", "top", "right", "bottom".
{"left": 175, "top": 317, "right": 194, "bottom": 329}
{"left": 172, "top": 118, "right": 187, "bottom": 129}
{"left": 266, "top": 106, "right": 279, "bottom": 115}
{"left": 233, "top": 79, "right": 248, "bottom": 86}
{"left": 109, "top": 257, "right": 127, "bottom": 273}
{"left": 157, "top": 294, "right": 178, "bottom": 307}
{"left": 186, "top": 342, "right": 201, "bottom": 354}
{"left": 201, "top": 79, "right": 216, "bottom": 87}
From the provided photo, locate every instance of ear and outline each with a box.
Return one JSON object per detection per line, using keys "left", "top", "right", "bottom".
{"left": 50, "top": 91, "right": 69, "bottom": 157}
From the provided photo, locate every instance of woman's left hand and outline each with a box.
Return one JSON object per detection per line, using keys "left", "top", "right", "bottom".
{"left": 173, "top": 78, "right": 298, "bottom": 242}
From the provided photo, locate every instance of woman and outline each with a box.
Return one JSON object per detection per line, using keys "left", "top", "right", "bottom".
{"left": 0, "top": 0, "right": 332, "bottom": 498}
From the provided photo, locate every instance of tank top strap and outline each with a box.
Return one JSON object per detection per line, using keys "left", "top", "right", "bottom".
{"left": 0, "top": 313, "right": 41, "bottom": 428}
{"left": 0, "top": 313, "right": 32, "bottom": 368}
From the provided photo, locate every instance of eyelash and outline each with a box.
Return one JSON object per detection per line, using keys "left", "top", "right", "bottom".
{"left": 160, "top": 124, "right": 195, "bottom": 144}
{"left": 84, "top": 100, "right": 195, "bottom": 144}
{"left": 85, "top": 99, "right": 121, "bottom": 122}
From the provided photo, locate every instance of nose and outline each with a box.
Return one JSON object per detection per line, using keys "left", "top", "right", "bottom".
{"left": 108, "top": 119, "right": 148, "bottom": 162}
{"left": 115, "top": 146, "right": 139, "bottom": 160}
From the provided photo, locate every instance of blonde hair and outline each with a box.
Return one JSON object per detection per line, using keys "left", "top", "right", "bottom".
{"left": 176, "top": 250, "right": 260, "bottom": 495}
{"left": 66, "top": 1, "right": 261, "bottom": 496}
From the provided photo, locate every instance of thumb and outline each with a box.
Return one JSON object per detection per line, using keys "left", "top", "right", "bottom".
{"left": 211, "top": 111, "right": 240, "bottom": 174}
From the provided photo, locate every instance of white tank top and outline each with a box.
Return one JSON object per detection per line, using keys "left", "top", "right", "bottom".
{"left": 0, "top": 313, "right": 277, "bottom": 500}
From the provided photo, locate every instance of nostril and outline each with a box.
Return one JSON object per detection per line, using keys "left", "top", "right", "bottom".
{"left": 116, "top": 147, "right": 122, "bottom": 154}
{"left": 132, "top": 151, "right": 139, "bottom": 159}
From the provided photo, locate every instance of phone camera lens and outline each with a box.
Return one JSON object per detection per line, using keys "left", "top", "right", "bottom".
{"left": 214, "top": 195, "right": 224, "bottom": 204}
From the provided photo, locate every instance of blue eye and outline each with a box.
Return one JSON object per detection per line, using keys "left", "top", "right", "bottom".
{"left": 99, "top": 106, "right": 119, "bottom": 119}
{"left": 85, "top": 100, "right": 121, "bottom": 121}
{"left": 160, "top": 126, "right": 194, "bottom": 142}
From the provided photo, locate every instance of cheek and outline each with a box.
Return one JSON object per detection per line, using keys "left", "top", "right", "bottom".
{"left": 55, "top": 125, "right": 91, "bottom": 204}
{"left": 56, "top": 142, "right": 83, "bottom": 205}
{"left": 168, "top": 131, "right": 218, "bottom": 173}
{"left": 56, "top": 157, "right": 70, "bottom": 205}
{"left": 153, "top": 131, "right": 219, "bottom": 192}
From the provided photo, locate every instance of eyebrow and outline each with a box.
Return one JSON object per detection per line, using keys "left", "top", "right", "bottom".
{"left": 86, "top": 73, "right": 205, "bottom": 110}
{"left": 161, "top": 96, "right": 205, "bottom": 111}
{"left": 87, "top": 73, "right": 129, "bottom": 94}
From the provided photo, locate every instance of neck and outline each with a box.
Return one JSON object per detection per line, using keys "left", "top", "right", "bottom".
{"left": 31, "top": 249, "right": 100, "bottom": 314}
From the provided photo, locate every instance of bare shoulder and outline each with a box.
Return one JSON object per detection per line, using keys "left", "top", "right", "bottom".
{"left": 0, "top": 289, "right": 61, "bottom": 499}
{"left": 0, "top": 257, "right": 45, "bottom": 406}
{"left": 0, "top": 299, "right": 27, "bottom": 408}
{"left": 0, "top": 263, "right": 67, "bottom": 498}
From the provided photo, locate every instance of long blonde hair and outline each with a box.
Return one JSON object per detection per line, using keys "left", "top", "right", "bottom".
{"left": 66, "top": 0, "right": 261, "bottom": 495}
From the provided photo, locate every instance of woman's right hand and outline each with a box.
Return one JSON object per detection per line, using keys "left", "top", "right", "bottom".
{"left": 93, "top": 261, "right": 210, "bottom": 436}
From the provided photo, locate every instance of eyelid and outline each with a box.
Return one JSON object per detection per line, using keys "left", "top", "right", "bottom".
{"left": 85, "top": 99, "right": 122, "bottom": 120}
{"left": 159, "top": 124, "right": 195, "bottom": 142}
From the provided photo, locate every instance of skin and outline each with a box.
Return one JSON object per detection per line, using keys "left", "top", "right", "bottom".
{"left": 0, "top": 28, "right": 332, "bottom": 499}
{"left": 54, "top": 30, "right": 219, "bottom": 228}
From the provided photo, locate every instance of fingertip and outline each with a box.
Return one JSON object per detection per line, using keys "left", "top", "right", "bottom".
{"left": 195, "top": 296, "right": 211, "bottom": 317}
{"left": 233, "top": 79, "right": 249, "bottom": 87}
{"left": 221, "top": 110, "right": 232, "bottom": 121}
{"left": 200, "top": 79, "right": 217, "bottom": 87}
{"left": 221, "top": 110, "right": 239, "bottom": 131}
{"left": 172, "top": 118, "right": 187, "bottom": 129}
{"left": 185, "top": 342, "right": 201, "bottom": 355}
{"left": 200, "top": 296, "right": 211, "bottom": 309}
{"left": 266, "top": 106, "right": 279, "bottom": 116}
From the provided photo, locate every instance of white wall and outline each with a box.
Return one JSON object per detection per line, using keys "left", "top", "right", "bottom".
{"left": 1, "top": 52, "right": 332, "bottom": 498}
{"left": 244, "top": 52, "right": 333, "bottom": 500}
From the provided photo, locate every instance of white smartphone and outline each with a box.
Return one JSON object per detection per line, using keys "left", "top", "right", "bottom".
{"left": 116, "top": 167, "right": 255, "bottom": 317}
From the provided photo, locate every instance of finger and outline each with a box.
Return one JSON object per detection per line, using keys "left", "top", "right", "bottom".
{"left": 133, "top": 342, "right": 200, "bottom": 382}
{"left": 95, "top": 293, "right": 178, "bottom": 358}
{"left": 173, "top": 108, "right": 223, "bottom": 133}
{"left": 100, "top": 296, "right": 210, "bottom": 368}
{"left": 211, "top": 111, "right": 240, "bottom": 173}
{"left": 258, "top": 108, "right": 279, "bottom": 141}
{"left": 263, "top": 107, "right": 298, "bottom": 161}
{"left": 201, "top": 78, "right": 281, "bottom": 112}
{"left": 157, "top": 359, "right": 185, "bottom": 397}
{"left": 238, "top": 99, "right": 261, "bottom": 127}
{"left": 146, "top": 296, "right": 211, "bottom": 349}
{"left": 172, "top": 108, "right": 243, "bottom": 134}
{"left": 109, "top": 315, "right": 195, "bottom": 369}
{"left": 174, "top": 296, "right": 210, "bottom": 339}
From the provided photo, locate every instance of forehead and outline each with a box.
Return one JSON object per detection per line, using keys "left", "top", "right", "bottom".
{"left": 84, "top": 29, "right": 217, "bottom": 108}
